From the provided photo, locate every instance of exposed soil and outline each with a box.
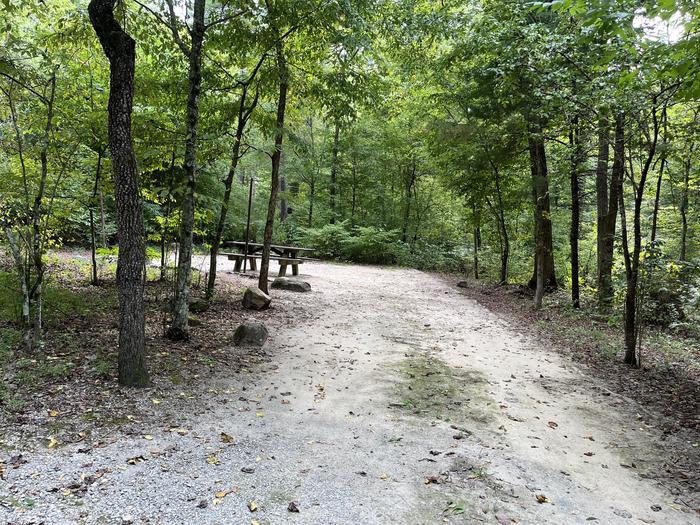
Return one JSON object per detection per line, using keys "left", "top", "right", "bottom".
{"left": 1, "top": 259, "right": 699, "bottom": 524}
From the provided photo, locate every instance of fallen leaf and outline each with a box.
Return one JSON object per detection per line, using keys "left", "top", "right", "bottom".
{"left": 288, "top": 501, "right": 300, "bottom": 513}
{"left": 547, "top": 421, "right": 558, "bottom": 429}
{"left": 127, "top": 455, "right": 146, "bottom": 465}
{"left": 0, "top": 462, "right": 5, "bottom": 480}
{"left": 143, "top": 435, "right": 154, "bottom": 441}
{"left": 584, "top": 451, "right": 594, "bottom": 457}
{"left": 220, "top": 432, "right": 234, "bottom": 444}
{"left": 536, "top": 494, "right": 548, "bottom": 503}
{"left": 48, "top": 437, "right": 59, "bottom": 449}
{"left": 151, "top": 399, "right": 161, "bottom": 405}
{"left": 379, "top": 473, "right": 389, "bottom": 480}
{"left": 215, "top": 487, "right": 237, "bottom": 499}
{"left": 49, "top": 410, "right": 59, "bottom": 417}
{"left": 206, "top": 455, "right": 221, "bottom": 465}
{"left": 255, "top": 412, "right": 264, "bottom": 417}
{"left": 248, "top": 501, "right": 258, "bottom": 512}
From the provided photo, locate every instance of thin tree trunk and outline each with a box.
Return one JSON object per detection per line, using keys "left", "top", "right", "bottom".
{"left": 569, "top": 117, "right": 581, "bottom": 308}
{"left": 624, "top": 101, "right": 660, "bottom": 366}
{"left": 650, "top": 107, "right": 668, "bottom": 244}
{"left": 596, "top": 115, "right": 610, "bottom": 308}
{"left": 258, "top": 37, "right": 288, "bottom": 294}
{"left": 472, "top": 203, "right": 480, "bottom": 280}
{"left": 170, "top": 0, "right": 205, "bottom": 340}
{"left": 329, "top": 120, "right": 340, "bottom": 224}
{"left": 493, "top": 169, "right": 509, "bottom": 284}
{"left": 89, "top": 0, "right": 148, "bottom": 386}
{"left": 680, "top": 155, "right": 691, "bottom": 261}
{"left": 206, "top": 82, "right": 259, "bottom": 300}
{"left": 90, "top": 148, "right": 103, "bottom": 285}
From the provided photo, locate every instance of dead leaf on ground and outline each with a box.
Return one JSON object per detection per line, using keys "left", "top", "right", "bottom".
{"left": 584, "top": 451, "right": 594, "bottom": 457}
{"left": 248, "top": 500, "right": 258, "bottom": 512}
{"left": 206, "top": 455, "right": 221, "bottom": 465}
{"left": 536, "top": 494, "right": 548, "bottom": 503}
{"left": 127, "top": 455, "right": 146, "bottom": 465}
{"left": 547, "top": 421, "right": 558, "bottom": 429}
{"left": 288, "top": 501, "right": 300, "bottom": 512}
{"left": 214, "top": 487, "right": 237, "bottom": 499}
{"left": 220, "top": 432, "right": 234, "bottom": 444}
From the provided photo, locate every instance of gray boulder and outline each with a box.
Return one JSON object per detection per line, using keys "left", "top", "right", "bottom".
{"left": 233, "top": 322, "right": 269, "bottom": 347}
{"left": 242, "top": 287, "right": 271, "bottom": 310}
{"left": 271, "top": 277, "right": 311, "bottom": 293}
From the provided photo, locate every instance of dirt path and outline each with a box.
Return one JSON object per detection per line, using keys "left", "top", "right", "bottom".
{"left": 2, "top": 261, "right": 698, "bottom": 524}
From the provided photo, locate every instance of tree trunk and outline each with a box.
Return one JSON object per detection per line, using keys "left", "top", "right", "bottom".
{"left": 528, "top": 117, "right": 556, "bottom": 294}
{"left": 680, "top": 155, "right": 691, "bottom": 261}
{"left": 329, "top": 120, "right": 340, "bottom": 224}
{"left": 624, "top": 102, "right": 660, "bottom": 366}
{"left": 569, "top": 117, "right": 581, "bottom": 308}
{"left": 169, "top": 0, "right": 205, "bottom": 340}
{"left": 596, "top": 116, "right": 611, "bottom": 308}
{"left": 308, "top": 179, "right": 315, "bottom": 227}
{"left": 258, "top": 38, "right": 288, "bottom": 294}
{"left": 650, "top": 108, "right": 668, "bottom": 244}
{"left": 89, "top": 0, "right": 149, "bottom": 386}
{"left": 206, "top": 84, "right": 259, "bottom": 300}
{"left": 90, "top": 147, "right": 103, "bottom": 285}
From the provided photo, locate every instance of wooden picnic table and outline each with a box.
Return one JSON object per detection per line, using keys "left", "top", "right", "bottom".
{"left": 225, "top": 241, "right": 314, "bottom": 258}
{"left": 222, "top": 241, "right": 314, "bottom": 276}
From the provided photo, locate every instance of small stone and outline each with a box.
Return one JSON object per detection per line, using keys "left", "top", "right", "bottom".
{"left": 233, "top": 323, "right": 269, "bottom": 347}
{"left": 121, "top": 515, "right": 134, "bottom": 524}
{"left": 242, "top": 287, "right": 271, "bottom": 310}
{"left": 241, "top": 466, "right": 255, "bottom": 474}
{"left": 271, "top": 277, "right": 311, "bottom": 292}
{"left": 456, "top": 281, "right": 469, "bottom": 288}
{"left": 197, "top": 499, "right": 208, "bottom": 509}
{"left": 288, "top": 501, "right": 300, "bottom": 513}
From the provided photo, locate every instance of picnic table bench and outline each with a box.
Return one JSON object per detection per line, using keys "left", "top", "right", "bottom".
{"left": 222, "top": 241, "right": 314, "bottom": 277}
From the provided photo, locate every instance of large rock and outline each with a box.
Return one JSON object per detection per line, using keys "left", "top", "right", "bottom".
{"left": 233, "top": 322, "right": 269, "bottom": 347}
{"left": 271, "top": 277, "right": 311, "bottom": 293}
{"left": 242, "top": 287, "right": 271, "bottom": 310}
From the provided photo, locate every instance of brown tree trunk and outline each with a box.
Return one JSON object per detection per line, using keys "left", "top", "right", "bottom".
{"left": 624, "top": 102, "right": 660, "bottom": 366}
{"left": 650, "top": 107, "right": 668, "bottom": 244}
{"left": 596, "top": 116, "right": 611, "bottom": 308}
{"left": 89, "top": 0, "right": 149, "bottom": 386}
{"left": 528, "top": 117, "right": 556, "bottom": 295}
{"left": 206, "top": 83, "right": 259, "bottom": 300}
{"left": 258, "top": 38, "right": 288, "bottom": 294}
{"left": 569, "top": 117, "right": 581, "bottom": 308}
{"left": 90, "top": 147, "right": 103, "bottom": 285}
{"left": 680, "top": 154, "right": 692, "bottom": 261}
{"left": 169, "top": 0, "right": 205, "bottom": 340}
{"left": 329, "top": 120, "right": 340, "bottom": 224}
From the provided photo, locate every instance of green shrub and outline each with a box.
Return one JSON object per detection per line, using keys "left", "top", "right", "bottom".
{"left": 299, "top": 222, "right": 351, "bottom": 258}
{"left": 341, "top": 227, "right": 400, "bottom": 264}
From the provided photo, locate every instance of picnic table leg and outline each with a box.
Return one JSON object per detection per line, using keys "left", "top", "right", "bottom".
{"left": 249, "top": 258, "right": 257, "bottom": 271}
{"left": 278, "top": 263, "right": 287, "bottom": 277}
{"left": 234, "top": 259, "right": 242, "bottom": 272}
{"left": 292, "top": 264, "right": 299, "bottom": 276}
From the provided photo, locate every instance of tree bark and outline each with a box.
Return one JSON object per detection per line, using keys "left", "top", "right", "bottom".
{"left": 596, "top": 115, "right": 611, "bottom": 308}
{"left": 89, "top": 0, "right": 148, "bottom": 386}
{"left": 258, "top": 37, "right": 288, "bottom": 294}
{"left": 329, "top": 120, "right": 340, "bottom": 224}
{"left": 90, "top": 147, "right": 103, "bottom": 285}
{"left": 527, "top": 117, "right": 556, "bottom": 296}
{"left": 624, "top": 102, "right": 660, "bottom": 366}
{"left": 206, "top": 83, "right": 259, "bottom": 300}
{"left": 569, "top": 117, "right": 581, "bottom": 308}
{"left": 169, "top": 0, "right": 205, "bottom": 340}
{"left": 650, "top": 107, "right": 668, "bottom": 244}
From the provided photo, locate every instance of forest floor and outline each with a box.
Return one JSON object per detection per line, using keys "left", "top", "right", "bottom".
{"left": 1, "top": 255, "right": 699, "bottom": 524}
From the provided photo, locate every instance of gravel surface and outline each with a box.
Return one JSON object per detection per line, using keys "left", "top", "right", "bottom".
{"left": 1, "top": 259, "right": 698, "bottom": 524}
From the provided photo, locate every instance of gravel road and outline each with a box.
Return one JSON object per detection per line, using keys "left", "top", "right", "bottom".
{"left": 1, "top": 259, "right": 697, "bottom": 524}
